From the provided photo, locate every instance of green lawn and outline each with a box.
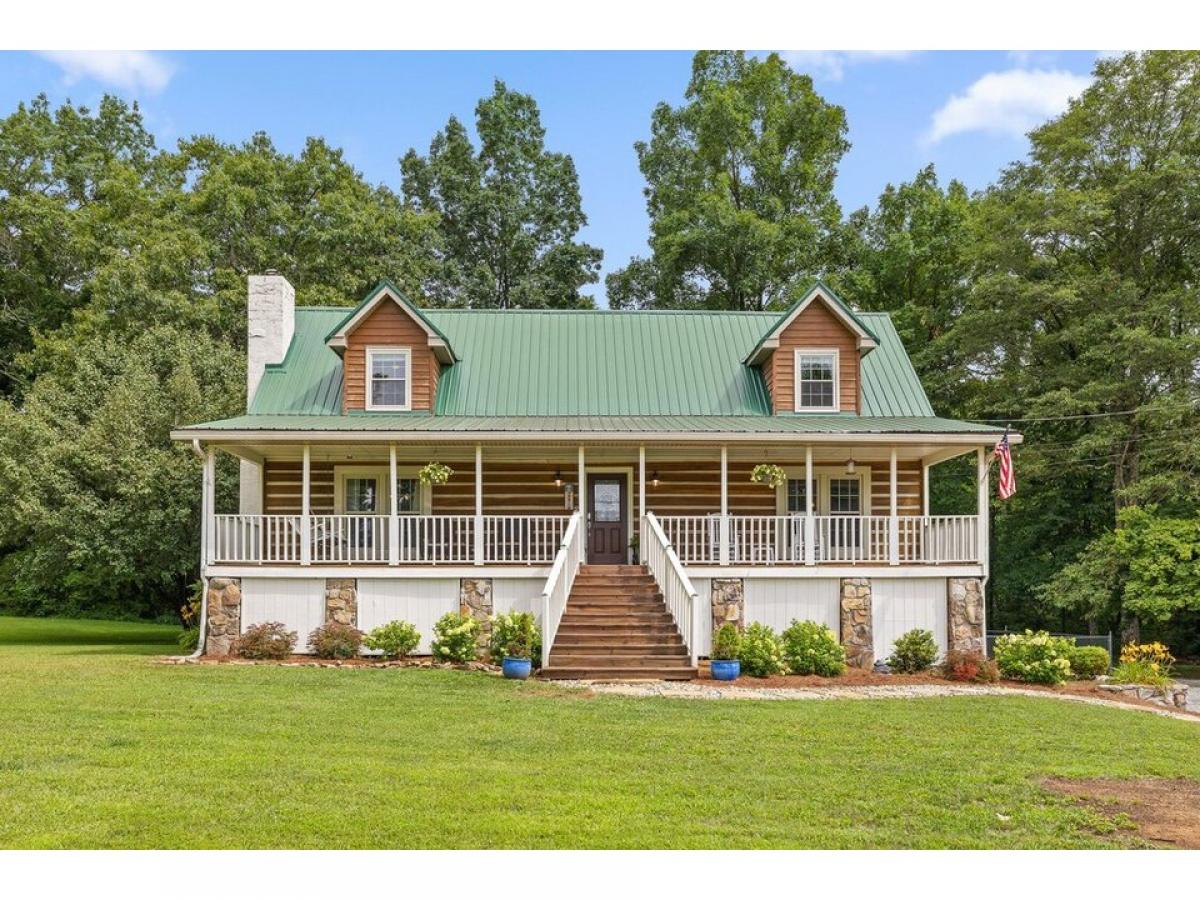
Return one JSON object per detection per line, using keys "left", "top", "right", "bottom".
{"left": 1, "top": 615, "right": 1197, "bottom": 849}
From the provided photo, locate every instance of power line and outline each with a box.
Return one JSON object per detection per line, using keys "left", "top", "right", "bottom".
{"left": 972, "top": 410, "right": 1141, "bottom": 424}
{"left": 1013, "top": 422, "right": 1200, "bottom": 452}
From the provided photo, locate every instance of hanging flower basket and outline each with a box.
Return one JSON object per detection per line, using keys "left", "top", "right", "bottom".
{"left": 750, "top": 463, "right": 786, "bottom": 489}
{"left": 418, "top": 462, "right": 453, "bottom": 486}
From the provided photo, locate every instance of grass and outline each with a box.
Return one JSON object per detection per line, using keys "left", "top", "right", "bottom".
{"left": 1, "top": 615, "right": 1198, "bottom": 849}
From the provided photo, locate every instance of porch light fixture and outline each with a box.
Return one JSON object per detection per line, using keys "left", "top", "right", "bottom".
{"left": 651, "top": 470, "right": 660, "bottom": 488}
{"left": 845, "top": 457, "right": 856, "bottom": 474}
{"left": 554, "top": 469, "right": 563, "bottom": 488}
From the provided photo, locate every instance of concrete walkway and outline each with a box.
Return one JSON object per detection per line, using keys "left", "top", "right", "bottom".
{"left": 546, "top": 678, "right": 1200, "bottom": 723}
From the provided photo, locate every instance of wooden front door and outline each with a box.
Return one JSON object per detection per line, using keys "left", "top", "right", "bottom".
{"left": 587, "top": 475, "right": 627, "bottom": 564}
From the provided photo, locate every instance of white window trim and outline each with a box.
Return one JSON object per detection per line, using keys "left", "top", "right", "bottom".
{"left": 793, "top": 348, "right": 840, "bottom": 413}
{"left": 333, "top": 465, "right": 429, "bottom": 515}
{"left": 365, "top": 346, "right": 412, "bottom": 412}
{"left": 775, "top": 465, "right": 872, "bottom": 516}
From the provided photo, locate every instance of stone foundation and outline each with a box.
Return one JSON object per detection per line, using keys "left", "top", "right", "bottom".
{"left": 840, "top": 577, "right": 874, "bottom": 669}
{"left": 324, "top": 578, "right": 358, "bottom": 627}
{"left": 710, "top": 579, "right": 745, "bottom": 634}
{"left": 947, "top": 577, "right": 984, "bottom": 654}
{"left": 460, "top": 578, "right": 494, "bottom": 644}
{"left": 205, "top": 577, "right": 242, "bottom": 656}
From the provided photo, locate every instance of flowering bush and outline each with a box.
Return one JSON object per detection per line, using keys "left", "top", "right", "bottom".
{"left": 1110, "top": 659, "right": 1172, "bottom": 689}
{"left": 364, "top": 620, "right": 421, "bottom": 660}
{"left": 780, "top": 620, "right": 846, "bottom": 676}
{"left": 1067, "top": 645, "right": 1111, "bottom": 679}
{"left": 431, "top": 612, "right": 480, "bottom": 663}
{"left": 737, "top": 622, "right": 787, "bottom": 677}
{"left": 750, "top": 463, "right": 786, "bottom": 489}
{"left": 887, "top": 629, "right": 939, "bottom": 673}
{"left": 489, "top": 611, "right": 540, "bottom": 662}
{"left": 418, "top": 462, "right": 453, "bottom": 485}
{"left": 233, "top": 622, "right": 297, "bottom": 660}
{"left": 943, "top": 649, "right": 999, "bottom": 683}
{"left": 308, "top": 622, "right": 364, "bottom": 659}
{"left": 711, "top": 623, "right": 742, "bottom": 661}
{"left": 993, "top": 630, "right": 1074, "bottom": 684}
{"left": 1119, "top": 641, "right": 1174, "bottom": 673}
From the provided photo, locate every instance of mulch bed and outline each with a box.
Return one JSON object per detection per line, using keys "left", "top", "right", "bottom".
{"left": 1043, "top": 777, "right": 1200, "bottom": 848}
{"left": 162, "top": 654, "right": 499, "bottom": 672}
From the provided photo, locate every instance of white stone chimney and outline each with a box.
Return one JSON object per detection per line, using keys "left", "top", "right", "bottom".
{"left": 241, "top": 271, "right": 295, "bottom": 513}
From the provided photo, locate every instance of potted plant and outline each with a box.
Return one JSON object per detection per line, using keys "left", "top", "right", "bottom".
{"left": 710, "top": 622, "right": 742, "bottom": 681}
{"left": 418, "top": 461, "right": 453, "bottom": 485}
{"left": 629, "top": 533, "right": 639, "bottom": 564}
{"left": 750, "top": 463, "right": 786, "bottom": 489}
{"left": 491, "top": 611, "right": 537, "bottom": 680}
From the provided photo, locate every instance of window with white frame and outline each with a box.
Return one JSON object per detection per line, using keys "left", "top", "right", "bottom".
{"left": 794, "top": 350, "right": 839, "bottom": 412}
{"left": 366, "top": 348, "right": 411, "bottom": 411}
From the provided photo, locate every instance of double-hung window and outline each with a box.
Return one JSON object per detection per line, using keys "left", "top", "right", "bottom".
{"left": 366, "top": 348, "right": 411, "bottom": 411}
{"left": 794, "top": 350, "right": 839, "bottom": 412}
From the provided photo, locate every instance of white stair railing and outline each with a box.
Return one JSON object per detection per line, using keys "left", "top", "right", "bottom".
{"left": 643, "top": 512, "right": 701, "bottom": 667}
{"left": 539, "top": 512, "right": 584, "bottom": 669}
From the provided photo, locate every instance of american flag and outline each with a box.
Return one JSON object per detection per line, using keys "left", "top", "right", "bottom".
{"left": 995, "top": 430, "right": 1016, "bottom": 499}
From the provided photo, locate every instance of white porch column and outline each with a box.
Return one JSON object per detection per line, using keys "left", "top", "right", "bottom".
{"left": 922, "top": 460, "right": 930, "bottom": 515}
{"left": 202, "top": 448, "right": 215, "bottom": 567}
{"left": 388, "top": 444, "right": 399, "bottom": 565}
{"left": 474, "top": 443, "right": 484, "bottom": 566}
{"left": 638, "top": 444, "right": 646, "bottom": 553}
{"left": 977, "top": 446, "right": 989, "bottom": 570}
{"left": 577, "top": 444, "right": 586, "bottom": 541}
{"left": 301, "top": 444, "right": 312, "bottom": 566}
{"left": 719, "top": 445, "right": 730, "bottom": 565}
{"left": 804, "top": 445, "right": 815, "bottom": 565}
{"left": 889, "top": 447, "right": 900, "bottom": 566}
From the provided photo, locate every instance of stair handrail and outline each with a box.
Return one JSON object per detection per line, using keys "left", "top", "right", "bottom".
{"left": 540, "top": 511, "right": 584, "bottom": 669}
{"left": 643, "top": 512, "right": 701, "bottom": 667}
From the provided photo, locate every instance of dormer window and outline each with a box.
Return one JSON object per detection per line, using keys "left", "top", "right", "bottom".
{"left": 794, "top": 349, "right": 839, "bottom": 412}
{"left": 366, "top": 347, "right": 411, "bottom": 411}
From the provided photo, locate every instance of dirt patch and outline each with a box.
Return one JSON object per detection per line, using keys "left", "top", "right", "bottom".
{"left": 1043, "top": 777, "right": 1200, "bottom": 848}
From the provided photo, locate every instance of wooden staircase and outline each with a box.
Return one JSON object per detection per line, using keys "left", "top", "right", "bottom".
{"left": 540, "top": 564, "right": 698, "bottom": 681}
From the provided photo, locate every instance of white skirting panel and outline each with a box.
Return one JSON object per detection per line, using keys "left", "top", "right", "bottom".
{"left": 745, "top": 578, "right": 840, "bottom": 636}
{"left": 872, "top": 577, "right": 947, "bottom": 662}
{"left": 692, "top": 578, "right": 712, "bottom": 657}
{"left": 241, "top": 577, "right": 326, "bottom": 653}
{"left": 492, "top": 578, "right": 547, "bottom": 622}
{"left": 358, "top": 578, "right": 459, "bottom": 655}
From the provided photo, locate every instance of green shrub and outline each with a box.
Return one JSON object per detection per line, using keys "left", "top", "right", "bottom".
{"left": 431, "top": 612, "right": 480, "bottom": 663}
{"left": 364, "top": 620, "right": 421, "bottom": 660}
{"left": 233, "top": 622, "right": 297, "bottom": 660}
{"left": 737, "top": 622, "right": 787, "bottom": 677}
{"left": 1110, "top": 659, "right": 1172, "bottom": 689}
{"left": 489, "top": 611, "right": 540, "bottom": 661}
{"left": 177, "top": 625, "right": 200, "bottom": 653}
{"left": 993, "top": 630, "right": 1074, "bottom": 684}
{"left": 711, "top": 622, "right": 741, "bottom": 661}
{"left": 943, "top": 649, "right": 999, "bottom": 683}
{"left": 1067, "top": 645, "right": 1110, "bottom": 679}
{"left": 780, "top": 620, "right": 846, "bottom": 676}
{"left": 887, "top": 629, "right": 939, "bottom": 673}
{"left": 308, "top": 621, "right": 364, "bottom": 659}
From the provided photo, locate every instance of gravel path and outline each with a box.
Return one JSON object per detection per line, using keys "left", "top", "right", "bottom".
{"left": 546, "top": 679, "right": 1200, "bottom": 722}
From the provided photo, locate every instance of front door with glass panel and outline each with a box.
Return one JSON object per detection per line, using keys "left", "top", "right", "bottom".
{"left": 587, "top": 475, "right": 626, "bottom": 564}
{"left": 784, "top": 473, "right": 864, "bottom": 559}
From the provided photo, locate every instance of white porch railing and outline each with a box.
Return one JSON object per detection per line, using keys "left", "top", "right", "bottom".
{"left": 310, "top": 515, "right": 390, "bottom": 564}
{"left": 213, "top": 514, "right": 302, "bottom": 563}
{"left": 643, "top": 513, "right": 701, "bottom": 667}
{"left": 540, "top": 512, "right": 585, "bottom": 668}
{"left": 658, "top": 514, "right": 981, "bottom": 566}
{"left": 483, "top": 515, "right": 570, "bottom": 564}
{"left": 394, "top": 515, "right": 475, "bottom": 564}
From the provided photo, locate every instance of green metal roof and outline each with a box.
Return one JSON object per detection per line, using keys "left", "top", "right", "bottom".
{"left": 247, "top": 305, "right": 936, "bottom": 419}
{"left": 323, "top": 278, "right": 458, "bottom": 360}
{"left": 178, "top": 413, "right": 1001, "bottom": 435}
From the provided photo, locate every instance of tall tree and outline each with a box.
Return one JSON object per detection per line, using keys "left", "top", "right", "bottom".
{"left": 940, "top": 52, "right": 1200, "bottom": 639}
{"left": 401, "top": 81, "right": 601, "bottom": 309}
{"left": 607, "top": 51, "right": 849, "bottom": 310}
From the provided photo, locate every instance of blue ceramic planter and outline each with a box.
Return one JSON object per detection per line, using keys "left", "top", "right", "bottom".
{"left": 502, "top": 657, "right": 532, "bottom": 680}
{"left": 710, "top": 659, "right": 740, "bottom": 681}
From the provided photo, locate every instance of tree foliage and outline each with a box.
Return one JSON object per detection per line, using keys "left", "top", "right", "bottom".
{"left": 607, "top": 51, "right": 849, "bottom": 310}
{"left": 401, "top": 81, "right": 602, "bottom": 308}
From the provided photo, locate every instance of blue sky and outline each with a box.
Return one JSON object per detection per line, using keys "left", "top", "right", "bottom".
{"left": 0, "top": 50, "right": 1103, "bottom": 305}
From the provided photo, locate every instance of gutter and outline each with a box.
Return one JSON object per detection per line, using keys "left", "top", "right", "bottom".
{"left": 182, "top": 439, "right": 209, "bottom": 660}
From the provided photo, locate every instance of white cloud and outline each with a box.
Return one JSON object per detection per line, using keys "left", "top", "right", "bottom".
{"left": 38, "top": 50, "right": 175, "bottom": 94}
{"left": 777, "top": 50, "right": 918, "bottom": 81}
{"left": 925, "top": 68, "right": 1092, "bottom": 144}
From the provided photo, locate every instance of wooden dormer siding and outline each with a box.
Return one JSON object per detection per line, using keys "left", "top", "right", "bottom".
{"left": 342, "top": 300, "right": 440, "bottom": 412}
{"left": 768, "top": 299, "right": 859, "bottom": 414}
